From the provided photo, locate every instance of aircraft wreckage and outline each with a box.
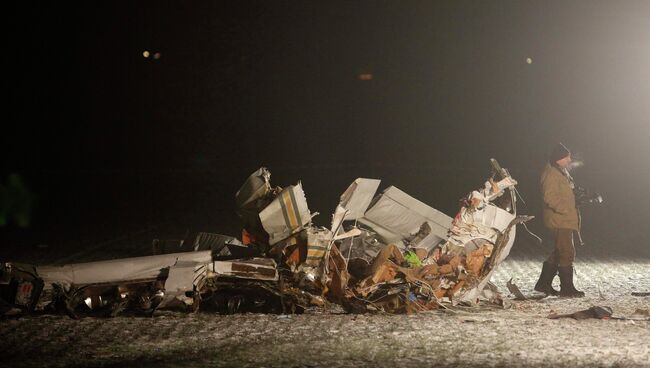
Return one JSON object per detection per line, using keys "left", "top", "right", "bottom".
{"left": 1, "top": 159, "right": 533, "bottom": 317}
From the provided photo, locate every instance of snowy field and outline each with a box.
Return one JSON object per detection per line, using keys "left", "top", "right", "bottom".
{"left": 1, "top": 253, "right": 649, "bottom": 368}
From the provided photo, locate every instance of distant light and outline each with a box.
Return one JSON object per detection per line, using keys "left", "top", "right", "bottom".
{"left": 358, "top": 73, "right": 373, "bottom": 81}
{"left": 153, "top": 52, "right": 161, "bottom": 60}
{"left": 143, "top": 50, "right": 150, "bottom": 58}
{"left": 526, "top": 57, "right": 533, "bottom": 64}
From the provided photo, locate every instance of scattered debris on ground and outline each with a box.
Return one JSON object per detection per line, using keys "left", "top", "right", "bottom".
{"left": 1, "top": 160, "right": 534, "bottom": 318}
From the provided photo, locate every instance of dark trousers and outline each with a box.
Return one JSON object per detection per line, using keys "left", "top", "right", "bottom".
{"left": 546, "top": 228, "right": 576, "bottom": 267}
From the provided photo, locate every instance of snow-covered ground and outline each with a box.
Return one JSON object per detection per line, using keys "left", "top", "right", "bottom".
{"left": 2, "top": 254, "right": 649, "bottom": 368}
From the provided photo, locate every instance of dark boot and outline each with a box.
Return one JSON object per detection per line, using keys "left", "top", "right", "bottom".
{"left": 558, "top": 266, "right": 585, "bottom": 298}
{"left": 534, "top": 261, "right": 559, "bottom": 296}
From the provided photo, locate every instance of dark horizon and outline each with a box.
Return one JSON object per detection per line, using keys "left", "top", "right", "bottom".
{"left": 4, "top": 1, "right": 650, "bottom": 258}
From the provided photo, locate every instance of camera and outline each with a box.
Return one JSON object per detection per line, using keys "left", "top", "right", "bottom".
{"left": 574, "top": 185, "right": 603, "bottom": 207}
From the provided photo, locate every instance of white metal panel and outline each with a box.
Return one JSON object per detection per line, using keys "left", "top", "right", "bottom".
{"left": 338, "top": 178, "right": 381, "bottom": 221}
{"left": 259, "top": 183, "right": 312, "bottom": 245}
{"left": 36, "top": 251, "right": 212, "bottom": 287}
{"left": 360, "top": 186, "right": 452, "bottom": 244}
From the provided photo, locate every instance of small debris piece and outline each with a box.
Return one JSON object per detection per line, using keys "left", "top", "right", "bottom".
{"left": 631, "top": 292, "right": 650, "bottom": 297}
{"left": 506, "top": 278, "right": 527, "bottom": 300}
{"left": 548, "top": 306, "right": 613, "bottom": 320}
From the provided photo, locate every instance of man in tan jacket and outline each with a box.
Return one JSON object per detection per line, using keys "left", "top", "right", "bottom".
{"left": 534, "top": 143, "right": 585, "bottom": 297}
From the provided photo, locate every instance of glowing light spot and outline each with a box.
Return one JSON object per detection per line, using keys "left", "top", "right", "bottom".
{"left": 526, "top": 57, "right": 533, "bottom": 64}
{"left": 143, "top": 50, "right": 150, "bottom": 58}
{"left": 358, "top": 73, "right": 373, "bottom": 81}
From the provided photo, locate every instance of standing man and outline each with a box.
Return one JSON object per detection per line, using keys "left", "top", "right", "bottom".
{"left": 534, "top": 143, "right": 585, "bottom": 297}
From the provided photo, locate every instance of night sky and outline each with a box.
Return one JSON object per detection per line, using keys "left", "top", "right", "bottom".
{"left": 4, "top": 1, "right": 650, "bottom": 257}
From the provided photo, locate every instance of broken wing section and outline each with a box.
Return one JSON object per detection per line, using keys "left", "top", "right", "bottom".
{"left": 35, "top": 251, "right": 212, "bottom": 289}
{"left": 357, "top": 186, "right": 453, "bottom": 250}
